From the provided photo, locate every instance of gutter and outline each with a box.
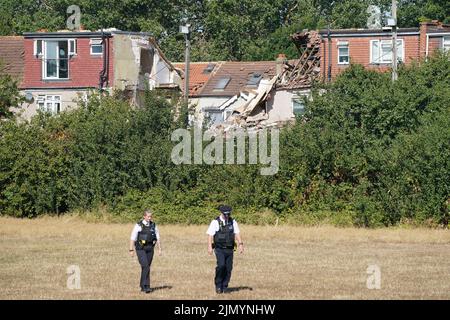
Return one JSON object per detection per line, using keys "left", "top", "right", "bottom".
{"left": 99, "top": 29, "right": 109, "bottom": 90}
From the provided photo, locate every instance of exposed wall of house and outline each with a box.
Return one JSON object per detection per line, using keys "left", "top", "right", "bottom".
{"left": 154, "top": 55, "right": 171, "bottom": 85}
{"left": 22, "top": 37, "right": 114, "bottom": 89}
{"left": 266, "top": 90, "right": 294, "bottom": 123}
{"left": 320, "top": 34, "right": 420, "bottom": 79}
{"left": 113, "top": 35, "right": 141, "bottom": 91}
{"left": 266, "top": 89, "right": 310, "bottom": 123}
{"left": 190, "top": 96, "right": 230, "bottom": 126}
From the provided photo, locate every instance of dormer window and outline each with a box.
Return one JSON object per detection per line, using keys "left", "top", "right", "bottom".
{"left": 34, "top": 39, "right": 76, "bottom": 80}
{"left": 43, "top": 40, "right": 69, "bottom": 79}
{"left": 90, "top": 39, "right": 103, "bottom": 55}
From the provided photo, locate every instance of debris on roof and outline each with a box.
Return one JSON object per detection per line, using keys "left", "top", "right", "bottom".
{"left": 278, "top": 30, "right": 321, "bottom": 89}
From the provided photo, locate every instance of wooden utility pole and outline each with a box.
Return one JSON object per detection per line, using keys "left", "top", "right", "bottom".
{"left": 392, "top": 0, "right": 398, "bottom": 82}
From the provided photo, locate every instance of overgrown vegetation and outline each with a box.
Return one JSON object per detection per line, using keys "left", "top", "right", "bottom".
{"left": 0, "top": 53, "right": 448, "bottom": 227}
{"left": 0, "top": 63, "right": 23, "bottom": 119}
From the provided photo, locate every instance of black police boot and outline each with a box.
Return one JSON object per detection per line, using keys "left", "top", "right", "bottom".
{"left": 144, "top": 287, "right": 152, "bottom": 293}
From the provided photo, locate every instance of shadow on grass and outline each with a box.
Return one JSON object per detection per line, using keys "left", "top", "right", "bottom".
{"left": 225, "top": 286, "right": 253, "bottom": 293}
{"left": 151, "top": 285, "right": 173, "bottom": 291}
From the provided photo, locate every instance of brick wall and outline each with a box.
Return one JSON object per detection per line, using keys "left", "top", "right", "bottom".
{"left": 320, "top": 34, "right": 420, "bottom": 79}
{"left": 22, "top": 37, "right": 114, "bottom": 89}
{"left": 428, "top": 36, "right": 443, "bottom": 54}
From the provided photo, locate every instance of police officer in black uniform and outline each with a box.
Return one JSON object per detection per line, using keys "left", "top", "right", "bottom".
{"left": 129, "top": 209, "right": 162, "bottom": 293}
{"left": 207, "top": 205, "right": 244, "bottom": 294}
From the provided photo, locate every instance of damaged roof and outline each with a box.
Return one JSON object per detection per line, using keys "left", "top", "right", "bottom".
{"left": 0, "top": 36, "right": 24, "bottom": 84}
{"left": 199, "top": 61, "right": 277, "bottom": 97}
{"left": 173, "top": 62, "right": 220, "bottom": 96}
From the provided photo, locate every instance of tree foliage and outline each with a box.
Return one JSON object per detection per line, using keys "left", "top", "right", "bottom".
{"left": 0, "top": 0, "right": 448, "bottom": 61}
{"left": 0, "top": 53, "right": 448, "bottom": 226}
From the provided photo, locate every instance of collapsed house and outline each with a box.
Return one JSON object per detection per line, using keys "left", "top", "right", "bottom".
{"left": 181, "top": 20, "right": 450, "bottom": 132}
{"left": 180, "top": 31, "right": 321, "bottom": 132}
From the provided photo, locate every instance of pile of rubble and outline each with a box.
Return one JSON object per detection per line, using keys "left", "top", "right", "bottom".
{"left": 278, "top": 30, "right": 321, "bottom": 89}
{"left": 209, "top": 30, "right": 322, "bottom": 133}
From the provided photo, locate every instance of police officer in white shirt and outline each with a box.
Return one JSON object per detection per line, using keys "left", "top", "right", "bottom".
{"left": 129, "top": 209, "right": 162, "bottom": 293}
{"left": 207, "top": 205, "right": 244, "bottom": 294}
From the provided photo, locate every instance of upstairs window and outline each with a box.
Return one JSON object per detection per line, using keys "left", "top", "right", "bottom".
{"left": 203, "top": 63, "right": 216, "bottom": 74}
{"left": 43, "top": 40, "right": 69, "bottom": 79}
{"left": 337, "top": 41, "right": 349, "bottom": 65}
{"left": 370, "top": 39, "right": 404, "bottom": 64}
{"left": 214, "top": 77, "right": 231, "bottom": 90}
{"left": 90, "top": 39, "right": 103, "bottom": 55}
{"left": 68, "top": 39, "right": 77, "bottom": 55}
{"left": 35, "top": 39, "right": 76, "bottom": 57}
{"left": 247, "top": 72, "right": 262, "bottom": 87}
{"left": 34, "top": 40, "right": 43, "bottom": 56}
{"left": 443, "top": 36, "right": 450, "bottom": 52}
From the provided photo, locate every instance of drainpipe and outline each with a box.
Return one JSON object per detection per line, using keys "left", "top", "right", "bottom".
{"left": 99, "top": 29, "right": 108, "bottom": 90}
{"left": 327, "top": 26, "right": 332, "bottom": 82}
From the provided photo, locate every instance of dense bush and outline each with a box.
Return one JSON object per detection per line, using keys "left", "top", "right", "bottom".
{"left": 0, "top": 53, "right": 448, "bottom": 227}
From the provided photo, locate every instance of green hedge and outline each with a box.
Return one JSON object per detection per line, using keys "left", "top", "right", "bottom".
{"left": 0, "top": 53, "right": 448, "bottom": 227}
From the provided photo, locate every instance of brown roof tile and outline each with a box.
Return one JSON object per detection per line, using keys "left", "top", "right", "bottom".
{"left": 200, "top": 61, "right": 277, "bottom": 97}
{"left": 0, "top": 36, "right": 24, "bottom": 83}
{"left": 173, "top": 62, "right": 220, "bottom": 96}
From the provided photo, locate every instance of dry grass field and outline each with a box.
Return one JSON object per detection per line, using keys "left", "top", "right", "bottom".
{"left": 0, "top": 216, "right": 449, "bottom": 300}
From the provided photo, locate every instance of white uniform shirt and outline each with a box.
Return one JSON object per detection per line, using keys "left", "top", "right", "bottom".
{"left": 206, "top": 216, "right": 240, "bottom": 236}
{"left": 130, "top": 220, "right": 160, "bottom": 241}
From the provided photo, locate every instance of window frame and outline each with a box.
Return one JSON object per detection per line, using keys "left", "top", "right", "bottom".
{"left": 68, "top": 39, "right": 77, "bottom": 56}
{"left": 443, "top": 36, "right": 450, "bottom": 52}
{"left": 34, "top": 40, "right": 43, "bottom": 57}
{"left": 337, "top": 41, "right": 350, "bottom": 65}
{"left": 370, "top": 39, "right": 404, "bottom": 64}
{"left": 90, "top": 38, "right": 104, "bottom": 55}
{"left": 38, "top": 95, "right": 62, "bottom": 115}
{"left": 213, "top": 77, "right": 231, "bottom": 91}
{"left": 42, "top": 40, "right": 70, "bottom": 80}
{"left": 292, "top": 94, "right": 308, "bottom": 116}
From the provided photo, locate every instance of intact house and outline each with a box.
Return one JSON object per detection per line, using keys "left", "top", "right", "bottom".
{"left": 319, "top": 20, "right": 450, "bottom": 80}
{"left": 0, "top": 29, "right": 182, "bottom": 120}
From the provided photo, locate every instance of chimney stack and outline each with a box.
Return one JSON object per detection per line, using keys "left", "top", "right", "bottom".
{"left": 276, "top": 53, "right": 287, "bottom": 76}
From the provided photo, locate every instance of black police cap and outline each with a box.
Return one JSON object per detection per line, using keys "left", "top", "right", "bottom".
{"left": 218, "top": 204, "right": 232, "bottom": 215}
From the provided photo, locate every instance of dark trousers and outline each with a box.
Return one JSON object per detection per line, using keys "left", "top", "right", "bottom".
{"left": 136, "top": 247, "right": 154, "bottom": 289}
{"left": 214, "top": 248, "right": 234, "bottom": 290}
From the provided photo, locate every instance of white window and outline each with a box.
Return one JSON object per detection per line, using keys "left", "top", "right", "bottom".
{"left": 36, "top": 95, "right": 45, "bottom": 110}
{"left": 68, "top": 39, "right": 77, "bottom": 56}
{"left": 38, "top": 95, "right": 61, "bottom": 115}
{"left": 34, "top": 40, "right": 43, "bottom": 56}
{"left": 370, "top": 39, "right": 404, "bottom": 64}
{"left": 443, "top": 36, "right": 450, "bottom": 52}
{"left": 90, "top": 39, "right": 103, "bottom": 55}
{"left": 43, "top": 40, "right": 69, "bottom": 79}
{"left": 337, "top": 41, "right": 349, "bottom": 65}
